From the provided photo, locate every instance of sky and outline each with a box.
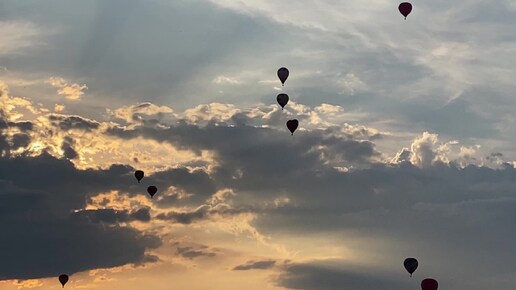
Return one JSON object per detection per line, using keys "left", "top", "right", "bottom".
{"left": 1, "top": 0, "right": 516, "bottom": 289}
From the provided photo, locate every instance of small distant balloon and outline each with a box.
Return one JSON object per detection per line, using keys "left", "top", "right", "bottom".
{"left": 147, "top": 186, "right": 158, "bottom": 198}
{"left": 58, "top": 274, "right": 69, "bottom": 288}
{"left": 421, "top": 278, "right": 438, "bottom": 290}
{"left": 277, "top": 67, "right": 289, "bottom": 86}
{"left": 286, "top": 119, "right": 299, "bottom": 136}
{"left": 403, "top": 258, "right": 418, "bottom": 277}
{"left": 277, "top": 93, "right": 289, "bottom": 110}
{"left": 134, "top": 170, "right": 144, "bottom": 183}
{"left": 398, "top": 2, "right": 412, "bottom": 19}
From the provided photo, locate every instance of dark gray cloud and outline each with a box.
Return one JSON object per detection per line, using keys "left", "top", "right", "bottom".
{"left": 105, "top": 114, "right": 516, "bottom": 288}
{"left": 11, "top": 133, "right": 30, "bottom": 149}
{"left": 156, "top": 204, "right": 250, "bottom": 224}
{"left": 61, "top": 136, "right": 78, "bottom": 159}
{"left": 0, "top": 151, "right": 161, "bottom": 280}
{"left": 176, "top": 246, "right": 216, "bottom": 260}
{"left": 48, "top": 114, "right": 100, "bottom": 131}
{"left": 8, "top": 121, "right": 34, "bottom": 131}
{"left": 233, "top": 260, "right": 276, "bottom": 271}
{"left": 275, "top": 261, "right": 412, "bottom": 290}
{"left": 156, "top": 205, "right": 210, "bottom": 224}
{"left": 0, "top": 115, "right": 33, "bottom": 157}
{"left": 72, "top": 208, "right": 151, "bottom": 224}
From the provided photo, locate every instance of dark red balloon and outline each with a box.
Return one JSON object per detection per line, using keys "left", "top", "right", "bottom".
{"left": 58, "top": 274, "right": 69, "bottom": 288}
{"left": 421, "top": 278, "right": 438, "bottom": 290}
{"left": 404, "top": 257, "right": 418, "bottom": 277}
{"left": 277, "top": 93, "right": 289, "bottom": 110}
{"left": 398, "top": 2, "right": 412, "bottom": 19}
{"left": 286, "top": 119, "right": 299, "bottom": 136}
{"left": 147, "top": 186, "right": 158, "bottom": 198}
{"left": 135, "top": 170, "right": 144, "bottom": 183}
{"left": 277, "top": 67, "right": 289, "bottom": 86}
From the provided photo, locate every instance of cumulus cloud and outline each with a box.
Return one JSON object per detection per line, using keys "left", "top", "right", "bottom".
{"left": 46, "top": 77, "right": 88, "bottom": 100}
{"left": 3, "top": 75, "right": 516, "bottom": 288}
{"left": 0, "top": 153, "right": 162, "bottom": 280}
{"left": 54, "top": 104, "right": 65, "bottom": 113}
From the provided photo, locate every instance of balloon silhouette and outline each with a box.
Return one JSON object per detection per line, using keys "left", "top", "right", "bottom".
{"left": 277, "top": 93, "right": 289, "bottom": 110}
{"left": 286, "top": 119, "right": 299, "bottom": 136}
{"left": 58, "top": 274, "right": 69, "bottom": 288}
{"left": 277, "top": 67, "right": 289, "bottom": 86}
{"left": 421, "top": 278, "right": 438, "bottom": 290}
{"left": 147, "top": 186, "right": 158, "bottom": 198}
{"left": 134, "top": 170, "right": 144, "bottom": 183}
{"left": 398, "top": 2, "right": 412, "bottom": 19}
{"left": 403, "top": 258, "right": 418, "bottom": 277}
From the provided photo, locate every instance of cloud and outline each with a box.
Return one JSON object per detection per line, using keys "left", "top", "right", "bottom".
{"left": 61, "top": 136, "right": 78, "bottom": 159}
{"left": 72, "top": 208, "right": 151, "bottom": 224}
{"left": 233, "top": 259, "right": 276, "bottom": 271}
{"left": 4, "top": 74, "right": 516, "bottom": 288}
{"left": 0, "top": 152, "right": 162, "bottom": 280}
{"left": 0, "top": 21, "right": 44, "bottom": 56}
{"left": 275, "top": 261, "right": 412, "bottom": 290}
{"left": 212, "top": 75, "right": 241, "bottom": 85}
{"left": 336, "top": 73, "right": 367, "bottom": 96}
{"left": 54, "top": 104, "right": 65, "bottom": 113}
{"left": 110, "top": 103, "right": 174, "bottom": 124}
{"left": 46, "top": 77, "right": 88, "bottom": 100}
{"left": 48, "top": 114, "right": 100, "bottom": 131}
{"left": 176, "top": 246, "right": 216, "bottom": 260}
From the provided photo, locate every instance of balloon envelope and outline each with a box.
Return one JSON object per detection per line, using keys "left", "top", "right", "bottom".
{"left": 147, "top": 186, "right": 158, "bottom": 198}
{"left": 277, "top": 67, "right": 289, "bottom": 86}
{"left": 421, "top": 278, "right": 438, "bottom": 290}
{"left": 398, "top": 2, "right": 412, "bottom": 19}
{"left": 277, "top": 93, "right": 289, "bottom": 109}
{"left": 403, "top": 258, "right": 418, "bottom": 276}
{"left": 134, "top": 170, "right": 144, "bottom": 183}
{"left": 286, "top": 119, "right": 299, "bottom": 136}
{"left": 58, "top": 274, "right": 69, "bottom": 288}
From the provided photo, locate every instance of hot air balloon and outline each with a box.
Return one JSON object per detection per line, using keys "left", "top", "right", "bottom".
{"left": 286, "top": 119, "right": 299, "bottom": 136}
{"left": 404, "top": 258, "right": 418, "bottom": 277}
{"left": 398, "top": 2, "right": 412, "bottom": 19}
{"left": 277, "top": 67, "right": 289, "bottom": 86}
{"left": 421, "top": 278, "right": 438, "bottom": 290}
{"left": 135, "top": 170, "right": 144, "bottom": 183}
{"left": 147, "top": 186, "right": 158, "bottom": 198}
{"left": 58, "top": 274, "right": 69, "bottom": 288}
{"left": 277, "top": 93, "right": 289, "bottom": 110}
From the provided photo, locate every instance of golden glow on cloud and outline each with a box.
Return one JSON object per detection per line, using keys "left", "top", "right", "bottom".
{"left": 45, "top": 77, "right": 87, "bottom": 100}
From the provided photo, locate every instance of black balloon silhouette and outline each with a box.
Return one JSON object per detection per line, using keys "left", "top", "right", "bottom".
{"left": 403, "top": 258, "right": 418, "bottom": 277}
{"left": 134, "top": 170, "right": 144, "bottom": 183}
{"left": 398, "top": 2, "right": 412, "bottom": 19}
{"left": 421, "top": 278, "right": 438, "bottom": 290}
{"left": 277, "top": 67, "right": 289, "bottom": 86}
{"left": 286, "top": 119, "right": 299, "bottom": 136}
{"left": 58, "top": 274, "right": 69, "bottom": 288}
{"left": 277, "top": 93, "right": 289, "bottom": 110}
{"left": 147, "top": 186, "right": 158, "bottom": 198}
